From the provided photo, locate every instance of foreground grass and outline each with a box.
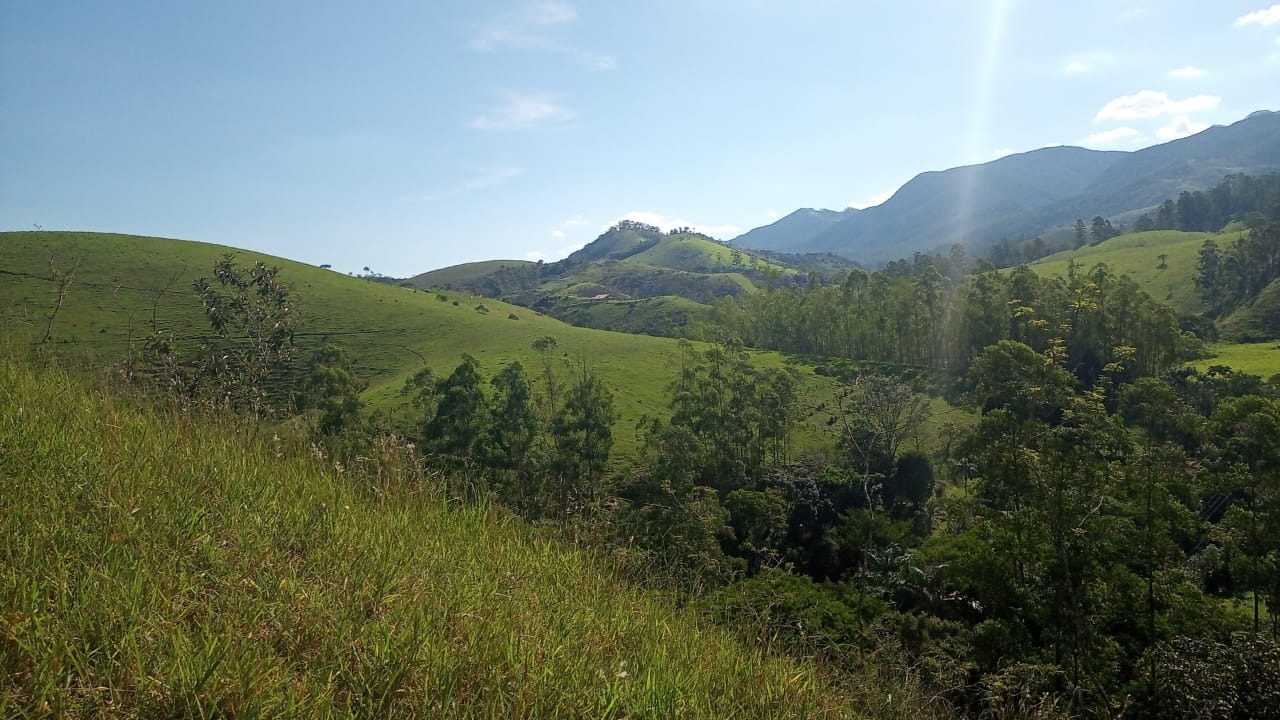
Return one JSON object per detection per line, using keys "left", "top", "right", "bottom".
{"left": 0, "top": 360, "right": 856, "bottom": 719}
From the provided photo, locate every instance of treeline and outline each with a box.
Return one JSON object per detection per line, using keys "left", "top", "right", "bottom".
{"left": 988, "top": 173, "right": 1280, "bottom": 267}
{"left": 1134, "top": 173, "right": 1280, "bottom": 234}
{"left": 709, "top": 254, "right": 1198, "bottom": 386}
{"left": 1195, "top": 213, "right": 1280, "bottom": 318}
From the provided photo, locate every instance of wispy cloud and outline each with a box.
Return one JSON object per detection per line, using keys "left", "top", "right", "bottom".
{"left": 1065, "top": 60, "right": 1090, "bottom": 74}
{"left": 469, "top": 91, "right": 576, "bottom": 131}
{"left": 1156, "top": 115, "right": 1208, "bottom": 140}
{"left": 405, "top": 164, "right": 523, "bottom": 202}
{"left": 1080, "top": 126, "right": 1144, "bottom": 149}
{"left": 990, "top": 147, "right": 1015, "bottom": 159}
{"left": 473, "top": 1, "right": 615, "bottom": 71}
{"left": 1235, "top": 4, "right": 1280, "bottom": 27}
{"left": 1167, "top": 65, "right": 1206, "bottom": 79}
{"left": 1093, "top": 90, "right": 1220, "bottom": 122}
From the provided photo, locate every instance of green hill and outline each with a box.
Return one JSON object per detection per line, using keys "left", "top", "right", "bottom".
{"left": 1027, "top": 229, "right": 1216, "bottom": 314}
{"left": 1023, "top": 228, "right": 1280, "bottom": 377}
{"left": 407, "top": 225, "right": 799, "bottom": 337}
{"left": 0, "top": 231, "right": 829, "bottom": 458}
{"left": 411, "top": 259, "right": 536, "bottom": 290}
{"left": 0, "top": 358, "right": 857, "bottom": 718}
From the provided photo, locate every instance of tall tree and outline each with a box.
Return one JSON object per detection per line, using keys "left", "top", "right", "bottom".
{"left": 549, "top": 361, "right": 616, "bottom": 515}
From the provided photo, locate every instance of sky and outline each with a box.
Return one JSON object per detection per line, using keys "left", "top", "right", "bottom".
{"left": 2, "top": 1, "right": 1278, "bottom": 275}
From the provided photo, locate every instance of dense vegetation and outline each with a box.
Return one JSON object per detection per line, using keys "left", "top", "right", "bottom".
{"left": 709, "top": 252, "right": 1196, "bottom": 384}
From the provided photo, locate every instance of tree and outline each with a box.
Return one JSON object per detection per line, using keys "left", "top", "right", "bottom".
{"left": 426, "top": 354, "right": 486, "bottom": 459}
{"left": 190, "top": 254, "right": 301, "bottom": 413}
{"left": 549, "top": 362, "right": 616, "bottom": 515}
{"left": 479, "top": 361, "right": 542, "bottom": 517}
{"left": 1089, "top": 216, "right": 1116, "bottom": 245}
{"left": 531, "top": 336, "right": 561, "bottom": 418}
{"left": 1195, "top": 238, "right": 1222, "bottom": 313}
{"left": 1074, "top": 219, "right": 1088, "bottom": 249}
{"left": 297, "top": 345, "right": 364, "bottom": 435}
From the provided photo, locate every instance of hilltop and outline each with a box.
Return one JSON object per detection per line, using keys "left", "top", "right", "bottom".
{"left": 733, "top": 109, "right": 1280, "bottom": 264}
{"left": 406, "top": 222, "right": 836, "bottom": 337}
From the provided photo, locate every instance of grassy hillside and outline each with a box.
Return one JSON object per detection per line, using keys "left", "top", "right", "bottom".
{"left": 411, "top": 259, "right": 536, "bottom": 290}
{"left": 1218, "top": 277, "right": 1280, "bottom": 342}
{"left": 0, "top": 231, "right": 832, "bottom": 458}
{"left": 0, "top": 359, "right": 857, "bottom": 718}
{"left": 1194, "top": 341, "right": 1280, "bottom": 378}
{"left": 1027, "top": 229, "right": 1216, "bottom": 314}
{"left": 404, "top": 230, "right": 799, "bottom": 338}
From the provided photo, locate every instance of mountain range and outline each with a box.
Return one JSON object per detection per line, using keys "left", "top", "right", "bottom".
{"left": 730, "top": 109, "right": 1280, "bottom": 264}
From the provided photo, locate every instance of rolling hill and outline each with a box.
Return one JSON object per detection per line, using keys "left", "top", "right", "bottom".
{"left": 406, "top": 224, "right": 804, "bottom": 337}
{"left": 733, "top": 109, "right": 1280, "bottom": 265}
{"left": 0, "top": 230, "right": 833, "bottom": 458}
{"left": 1023, "top": 227, "right": 1280, "bottom": 376}
{"left": 1027, "top": 229, "right": 1216, "bottom": 314}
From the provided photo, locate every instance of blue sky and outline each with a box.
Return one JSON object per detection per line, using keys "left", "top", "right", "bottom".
{"left": 2, "top": 1, "right": 1278, "bottom": 274}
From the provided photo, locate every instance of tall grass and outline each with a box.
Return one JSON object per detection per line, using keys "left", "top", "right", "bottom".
{"left": 0, "top": 358, "right": 859, "bottom": 718}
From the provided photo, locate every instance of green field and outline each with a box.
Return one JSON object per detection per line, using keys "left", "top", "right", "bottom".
{"left": 1193, "top": 341, "right": 1280, "bottom": 378}
{"left": 0, "top": 231, "right": 837, "bottom": 459}
{"left": 1028, "top": 229, "right": 1218, "bottom": 313}
{"left": 0, "top": 358, "right": 859, "bottom": 718}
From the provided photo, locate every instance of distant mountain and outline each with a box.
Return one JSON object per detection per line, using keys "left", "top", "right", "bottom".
{"left": 730, "top": 208, "right": 856, "bottom": 253}
{"left": 732, "top": 110, "right": 1280, "bottom": 264}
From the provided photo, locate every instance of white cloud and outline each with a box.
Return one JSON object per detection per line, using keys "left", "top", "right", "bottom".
{"left": 1065, "top": 60, "right": 1090, "bottom": 73}
{"left": 848, "top": 190, "right": 895, "bottom": 210}
{"left": 614, "top": 211, "right": 741, "bottom": 238}
{"left": 766, "top": 209, "right": 780, "bottom": 220}
{"left": 551, "top": 229, "right": 566, "bottom": 239}
{"left": 1156, "top": 115, "right": 1208, "bottom": 140}
{"left": 1235, "top": 4, "right": 1280, "bottom": 27}
{"left": 525, "top": 239, "right": 587, "bottom": 262}
{"left": 1093, "top": 90, "right": 1220, "bottom": 122}
{"left": 473, "top": 1, "right": 615, "bottom": 71}
{"left": 469, "top": 91, "right": 575, "bottom": 131}
{"left": 562, "top": 214, "right": 588, "bottom": 227}
{"left": 1080, "top": 126, "right": 1144, "bottom": 149}
{"left": 1168, "top": 65, "right": 1206, "bottom": 78}
{"left": 990, "top": 147, "right": 1015, "bottom": 159}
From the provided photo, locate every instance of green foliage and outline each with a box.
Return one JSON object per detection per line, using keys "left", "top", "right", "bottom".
{"left": 548, "top": 362, "right": 617, "bottom": 516}
{"left": 297, "top": 344, "right": 365, "bottom": 435}
{"left": 424, "top": 354, "right": 485, "bottom": 459}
